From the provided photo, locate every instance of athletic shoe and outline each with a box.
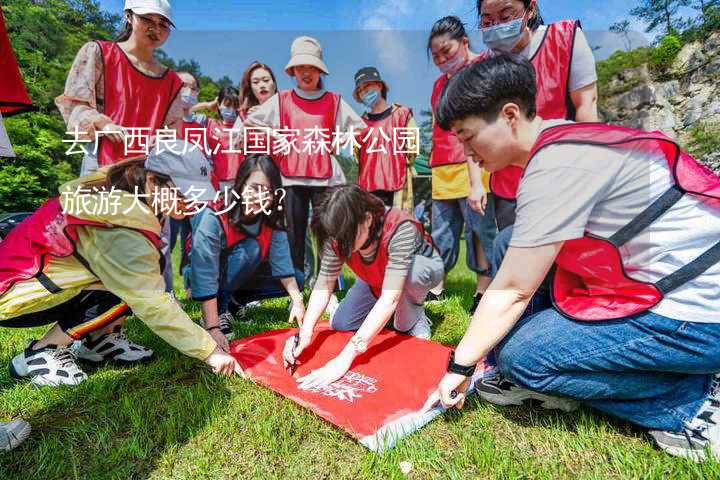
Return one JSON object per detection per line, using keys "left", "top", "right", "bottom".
{"left": 71, "top": 326, "right": 153, "bottom": 364}
{"left": 650, "top": 374, "right": 720, "bottom": 461}
{"left": 475, "top": 373, "right": 579, "bottom": 412}
{"left": 470, "top": 293, "right": 483, "bottom": 315}
{"left": 407, "top": 313, "right": 432, "bottom": 340}
{"left": 325, "top": 294, "right": 340, "bottom": 318}
{"left": 0, "top": 420, "right": 30, "bottom": 451}
{"left": 217, "top": 312, "right": 235, "bottom": 341}
{"left": 10, "top": 342, "right": 87, "bottom": 387}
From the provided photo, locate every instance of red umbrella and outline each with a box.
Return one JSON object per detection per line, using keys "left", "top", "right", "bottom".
{"left": 0, "top": 7, "right": 35, "bottom": 116}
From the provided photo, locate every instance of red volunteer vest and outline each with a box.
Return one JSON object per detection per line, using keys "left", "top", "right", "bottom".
{"left": 0, "top": 197, "right": 162, "bottom": 297}
{"left": 207, "top": 198, "right": 274, "bottom": 261}
{"left": 430, "top": 56, "right": 484, "bottom": 168}
{"left": 490, "top": 20, "right": 580, "bottom": 208}
{"left": 96, "top": 40, "right": 183, "bottom": 166}
{"left": 341, "top": 209, "right": 434, "bottom": 298}
{"left": 527, "top": 123, "right": 720, "bottom": 321}
{"left": 207, "top": 117, "right": 244, "bottom": 182}
{"left": 277, "top": 90, "right": 340, "bottom": 179}
{"left": 358, "top": 106, "right": 412, "bottom": 192}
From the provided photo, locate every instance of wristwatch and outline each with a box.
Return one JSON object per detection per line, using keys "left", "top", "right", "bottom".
{"left": 447, "top": 351, "right": 476, "bottom": 377}
{"left": 349, "top": 335, "right": 368, "bottom": 354}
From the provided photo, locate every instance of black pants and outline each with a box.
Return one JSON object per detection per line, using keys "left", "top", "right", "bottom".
{"left": 284, "top": 185, "right": 329, "bottom": 272}
{"left": 0, "top": 291, "right": 129, "bottom": 340}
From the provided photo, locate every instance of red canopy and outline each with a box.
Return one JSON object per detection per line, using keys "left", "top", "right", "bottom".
{"left": 0, "top": 7, "right": 35, "bottom": 116}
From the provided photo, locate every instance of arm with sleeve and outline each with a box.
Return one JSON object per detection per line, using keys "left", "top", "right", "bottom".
{"left": 75, "top": 226, "right": 216, "bottom": 360}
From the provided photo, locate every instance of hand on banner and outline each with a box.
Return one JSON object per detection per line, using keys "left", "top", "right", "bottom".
{"left": 101, "top": 123, "right": 127, "bottom": 144}
{"left": 205, "top": 346, "right": 244, "bottom": 377}
{"left": 296, "top": 350, "right": 354, "bottom": 390}
{"left": 468, "top": 187, "right": 488, "bottom": 215}
{"left": 423, "top": 372, "right": 471, "bottom": 412}
{"left": 282, "top": 331, "right": 311, "bottom": 369}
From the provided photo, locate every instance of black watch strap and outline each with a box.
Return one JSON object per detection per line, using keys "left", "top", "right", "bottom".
{"left": 447, "top": 351, "right": 476, "bottom": 377}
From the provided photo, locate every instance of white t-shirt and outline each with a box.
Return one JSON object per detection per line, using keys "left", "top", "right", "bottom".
{"left": 511, "top": 120, "right": 720, "bottom": 323}
{"left": 0, "top": 112, "right": 15, "bottom": 157}
{"left": 237, "top": 88, "right": 366, "bottom": 188}
{"left": 517, "top": 24, "right": 598, "bottom": 92}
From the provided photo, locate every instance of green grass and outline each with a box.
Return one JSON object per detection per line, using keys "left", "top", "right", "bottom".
{"left": 2, "top": 246, "right": 719, "bottom": 479}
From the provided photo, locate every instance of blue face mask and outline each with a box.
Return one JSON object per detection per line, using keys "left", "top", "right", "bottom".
{"left": 482, "top": 15, "right": 526, "bottom": 53}
{"left": 219, "top": 106, "right": 237, "bottom": 123}
{"left": 361, "top": 89, "right": 381, "bottom": 109}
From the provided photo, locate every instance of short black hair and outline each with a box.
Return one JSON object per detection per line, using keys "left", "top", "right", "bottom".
{"left": 435, "top": 53, "right": 537, "bottom": 130}
{"left": 426, "top": 16, "right": 469, "bottom": 58}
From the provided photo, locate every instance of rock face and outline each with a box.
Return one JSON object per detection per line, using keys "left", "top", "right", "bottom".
{"left": 601, "top": 31, "right": 720, "bottom": 152}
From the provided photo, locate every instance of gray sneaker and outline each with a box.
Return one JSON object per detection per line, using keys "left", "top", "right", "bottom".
{"left": 0, "top": 420, "right": 30, "bottom": 451}
{"left": 650, "top": 375, "right": 720, "bottom": 461}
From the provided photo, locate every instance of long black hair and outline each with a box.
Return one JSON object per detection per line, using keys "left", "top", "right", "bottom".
{"left": 311, "top": 184, "right": 386, "bottom": 260}
{"left": 426, "top": 16, "right": 470, "bottom": 59}
{"left": 476, "top": 0, "right": 544, "bottom": 31}
{"left": 228, "top": 154, "right": 285, "bottom": 230}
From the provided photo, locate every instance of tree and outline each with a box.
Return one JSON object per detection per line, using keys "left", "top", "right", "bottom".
{"left": 610, "top": 20, "right": 633, "bottom": 51}
{"left": 630, "top": 0, "right": 685, "bottom": 36}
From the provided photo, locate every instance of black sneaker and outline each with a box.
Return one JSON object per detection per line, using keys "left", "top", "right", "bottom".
{"left": 470, "top": 293, "right": 483, "bottom": 315}
{"left": 650, "top": 374, "right": 720, "bottom": 461}
{"left": 475, "top": 373, "right": 579, "bottom": 412}
{"left": 10, "top": 341, "right": 87, "bottom": 387}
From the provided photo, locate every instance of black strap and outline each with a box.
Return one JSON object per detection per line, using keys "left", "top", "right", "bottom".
{"left": 610, "top": 186, "right": 684, "bottom": 247}
{"left": 656, "top": 241, "right": 720, "bottom": 295}
{"left": 36, "top": 272, "right": 62, "bottom": 294}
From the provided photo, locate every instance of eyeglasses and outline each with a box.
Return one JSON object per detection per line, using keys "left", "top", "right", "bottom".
{"left": 134, "top": 13, "right": 172, "bottom": 33}
{"left": 480, "top": 8, "right": 526, "bottom": 29}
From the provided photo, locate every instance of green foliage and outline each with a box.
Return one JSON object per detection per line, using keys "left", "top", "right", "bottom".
{"left": 649, "top": 34, "right": 683, "bottom": 71}
{"left": 686, "top": 121, "right": 720, "bottom": 158}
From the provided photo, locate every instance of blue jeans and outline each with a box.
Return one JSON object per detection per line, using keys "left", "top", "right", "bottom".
{"left": 431, "top": 195, "right": 496, "bottom": 275}
{"left": 497, "top": 308, "right": 720, "bottom": 432}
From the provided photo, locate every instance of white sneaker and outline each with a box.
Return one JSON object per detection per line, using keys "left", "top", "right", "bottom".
{"left": 407, "top": 314, "right": 432, "bottom": 340}
{"left": 325, "top": 294, "right": 340, "bottom": 318}
{"left": 217, "top": 312, "right": 236, "bottom": 341}
{"left": 0, "top": 420, "right": 30, "bottom": 451}
{"left": 10, "top": 342, "right": 87, "bottom": 387}
{"left": 475, "top": 373, "right": 579, "bottom": 412}
{"left": 71, "top": 327, "right": 153, "bottom": 364}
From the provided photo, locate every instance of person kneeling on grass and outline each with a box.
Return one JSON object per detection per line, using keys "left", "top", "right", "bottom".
{"left": 283, "top": 184, "right": 444, "bottom": 389}
{"left": 425, "top": 54, "right": 720, "bottom": 461}
{"left": 184, "top": 154, "right": 305, "bottom": 349}
{"left": 0, "top": 149, "right": 242, "bottom": 448}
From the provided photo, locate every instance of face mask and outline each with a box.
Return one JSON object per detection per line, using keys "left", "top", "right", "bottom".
{"left": 219, "top": 106, "right": 237, "bottom": 123}
{"left": 180, "top": 88, "right": 198, "bottom": 108}
{"left": 438, "top": 50, "right": 467, "bottom": 75}
{"left": 361, "top": 89, "right": 380, "bottom": 109}
{"left": 482, "top": 14, "right": 526, "bottom": 53}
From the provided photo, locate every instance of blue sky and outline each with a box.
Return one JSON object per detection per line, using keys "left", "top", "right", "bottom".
{"left": 97, "top": 0, "right": 661, "bottom": 115}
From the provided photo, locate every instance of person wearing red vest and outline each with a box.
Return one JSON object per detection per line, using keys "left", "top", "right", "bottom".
{"left": 351, "top": 67, "right": 417, "bottom": 212}
{"left": 56, "top": 0, "right": 183, "bottom": 175}
{"left": 426, "top": 55, "right": 720, "bottom": 461}
{"left": 238, "top": 37, "right": 366, "bottom": 290}
{"left": 0, "top": 151, "right": 242, "bottom": 391}
{"left": 281, "top": 185, "right": 444, "bottom": 389}
{"left": 427, "top": 17, "right": 497, "bottom": 315}
{"left": 475, "top": 0, "right": 599, "bottom": 276}
{"left": 185, "top": 155, "right": 305, "bottom": 352}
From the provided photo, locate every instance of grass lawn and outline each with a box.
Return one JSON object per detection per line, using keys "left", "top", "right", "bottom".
{"left": 1, "top": 245, "right": 719, "bottom": 479}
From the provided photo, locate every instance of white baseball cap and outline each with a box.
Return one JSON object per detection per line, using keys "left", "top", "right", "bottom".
{"left": 124, "top": 0, "right": 175, "bottom": 27}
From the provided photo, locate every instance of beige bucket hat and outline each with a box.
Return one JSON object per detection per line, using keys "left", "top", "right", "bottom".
{"left": 284, "top": 36, "right": 329, "bottom": 76}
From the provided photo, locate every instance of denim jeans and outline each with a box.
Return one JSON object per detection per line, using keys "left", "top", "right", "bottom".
{"left": 496, "top": 308, "right": 720, "bottom": 432}
{"left": 431, "top": 195, "right": 496, "bottom": 275}
{"left": 330, "top": 253, "right": 444, "bottom": 332}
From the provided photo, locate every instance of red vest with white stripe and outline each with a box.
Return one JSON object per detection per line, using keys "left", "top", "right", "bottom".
{"left": 358, "top": 106, "right": 412, "bottom": 192}
{"left": 430, "top": 56, "right": 484, "bottom": 168}
{"left": 96, "top": 41, "right": 183, "bottom": 166}
{"left": 490, "top": 21, "right": 580, "bottom": 213}
{"left": 529, "top": 123, "right": 720, "bottom": 321}
{"left": 207, "top": 117, "right": 244, "bottom": 182}
{"left": 341, "top": 209, "right": 434, "bottom": 298}
{"left": 0, "top": 197, "right": 162, "bottom": 297}
{"left": 277, "top": 90, "right": 340, "bottom": 179}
